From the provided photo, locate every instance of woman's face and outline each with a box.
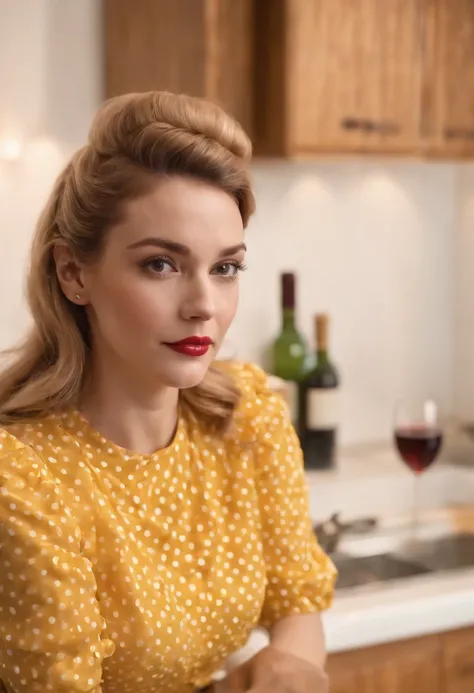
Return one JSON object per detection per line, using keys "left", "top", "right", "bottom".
{"left": 77, "top": 176, "right": 246, "bottom": 390}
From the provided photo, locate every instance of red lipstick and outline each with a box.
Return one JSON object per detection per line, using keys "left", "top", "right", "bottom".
{"left": 164, "top": 336, "right": 214, "bottom": 357}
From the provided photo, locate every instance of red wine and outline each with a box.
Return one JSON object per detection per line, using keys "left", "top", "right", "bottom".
{"left": 395, "top": 427, "right": 442, "bottom": 473}
{"left": 298, "top": 314, "right": 340, "bottom": 470}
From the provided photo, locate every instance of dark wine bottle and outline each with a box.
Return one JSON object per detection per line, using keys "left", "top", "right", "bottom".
{"left": 271, "top": 273, "right": 306, "bottom": 422}
{"left": 298, "top": 314, "right": 340, "bottom": 470}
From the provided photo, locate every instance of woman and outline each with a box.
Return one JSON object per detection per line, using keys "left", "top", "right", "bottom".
{"left": 0, "top": 91, "right": 336, "bottom": 693}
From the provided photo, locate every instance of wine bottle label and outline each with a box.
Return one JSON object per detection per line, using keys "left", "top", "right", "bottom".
{"left": 289, "top": 343, "right": 304, "bottom": 358}
{"left": 306, "top": 389, "right": 340, "bottom": 430}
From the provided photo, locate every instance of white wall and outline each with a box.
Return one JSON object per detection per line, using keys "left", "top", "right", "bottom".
{"left": 0, "top": 0, "right": 102, "bottom": 345}
{"left": 0, "top": 0, "right": 460, "bottom": 445}
{"left": 453, "top": 165, "right": 474, "bottom": 422}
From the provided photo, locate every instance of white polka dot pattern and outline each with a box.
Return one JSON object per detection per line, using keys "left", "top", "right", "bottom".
{"left": 0, "top": 362, "right": 336, "bottom": 692}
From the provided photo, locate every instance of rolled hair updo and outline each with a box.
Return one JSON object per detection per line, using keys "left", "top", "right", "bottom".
{"left": 0, "top": 91, "right": 255, "bottom": 429}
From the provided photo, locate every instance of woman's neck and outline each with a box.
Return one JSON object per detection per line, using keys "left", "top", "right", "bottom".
{"left": 79, "top": 359, "right": 179, "bottom": 455}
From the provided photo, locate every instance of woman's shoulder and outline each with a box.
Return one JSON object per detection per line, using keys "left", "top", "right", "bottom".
{"left": 215, "top": 359, "right": 268, "bottom": 392}
{"left": 215, "top": 359, "right": 275, "bottom": 409}
{"left": 0, "top": 417, "right": 59, "bottom": 476}
{"left": 215, "top": 360, "right": 289, "bottom": 439}
{"left": 2, "top": 415, "right": 55, "bottom": 448}
{"left": 0, "top": 426, "right": 44, "bottom": 487}
{"left": 0, "top": 426, "right": 27, "bottom": 456}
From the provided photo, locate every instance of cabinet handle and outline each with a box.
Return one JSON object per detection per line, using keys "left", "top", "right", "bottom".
{"left": 341, "top": 118, "right": 400, "bottom": 135}
{"left": 459, "top": 662, "right": 474, "bottom": 678}
{"left": 376, "top": 121, "right": 401, "bottom": 136}
{"left": 444, "top": 127, "right": 474, "bottom": 140}
{"left": 340, "top": 117, "right": 364, "bottom": 131}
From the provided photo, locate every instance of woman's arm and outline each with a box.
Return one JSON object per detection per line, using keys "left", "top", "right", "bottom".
{"left": 252, "top": 377, "right": 337, "bottom": 634}
{"left": 222, "top": 615, "right": 329, "bottom": 693}
{"left": 270, "top": 612, "right": 326, "bottom": 668}
{"left": 226, "top": 365, "right": 337, "bottom": 692}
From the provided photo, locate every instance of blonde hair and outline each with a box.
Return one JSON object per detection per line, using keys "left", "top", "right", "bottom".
{"left": 0, "top": 91, "right": 255, "bottom": 430}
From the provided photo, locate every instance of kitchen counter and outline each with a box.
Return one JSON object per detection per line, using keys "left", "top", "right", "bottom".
{"left": 321, "top": 505, "right": 474, "bottom": 652}
{"left": 323, "top": 562, "right": 474, "bottom": 653}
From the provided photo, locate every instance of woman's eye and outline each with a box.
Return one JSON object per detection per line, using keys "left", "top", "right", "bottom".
{"left": 143, "top": 258, "right": 175, "bottom": 275}
{"left": 212, "top": 262, "right": 245, "bottom": 278}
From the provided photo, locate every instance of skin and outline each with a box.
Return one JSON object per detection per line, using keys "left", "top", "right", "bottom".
{"left": 221, "top": 614, "right": 328, "bottom": 692}
{"left": 54, "top": 174, "right": 327, "bottom": 688}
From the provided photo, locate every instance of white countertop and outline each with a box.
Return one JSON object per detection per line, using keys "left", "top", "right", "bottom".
{"left": 323, "top": 566, "right": 474, "bottom": 653}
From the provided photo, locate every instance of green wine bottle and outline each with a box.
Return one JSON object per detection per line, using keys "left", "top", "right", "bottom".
{"left": 298, "top": 313, "right": 340, "bottom": 470}
{"left": 272, "top": 273, "right": 307, "bottom": 421}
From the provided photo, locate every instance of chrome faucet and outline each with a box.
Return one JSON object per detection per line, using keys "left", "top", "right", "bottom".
{"left": 313, "top": 512, "right": 378, "bottom": 554}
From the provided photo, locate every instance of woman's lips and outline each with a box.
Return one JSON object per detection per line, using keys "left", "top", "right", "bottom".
{"left": 163, "top": 336, "right": 213, "bottom": 357}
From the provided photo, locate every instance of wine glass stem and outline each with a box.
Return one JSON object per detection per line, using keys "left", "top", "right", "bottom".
{"left": 412, "top": 473, "right": 420, "bottom": 539}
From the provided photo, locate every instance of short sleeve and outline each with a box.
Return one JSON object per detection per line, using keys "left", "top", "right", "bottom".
{"left": 233, "top": 363, "right": 337, "bottom": 630}
{"left": 0, "top": 430, "right": 114, "bottom": 692}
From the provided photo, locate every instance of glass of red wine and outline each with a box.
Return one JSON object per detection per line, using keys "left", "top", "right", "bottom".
{"left": 394, "top": 400, "right": 443, "bottom": 538}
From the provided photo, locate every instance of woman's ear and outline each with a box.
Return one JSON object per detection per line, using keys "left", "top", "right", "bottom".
{"left": 53, "top": 243, "right": 88, "bottom": 305}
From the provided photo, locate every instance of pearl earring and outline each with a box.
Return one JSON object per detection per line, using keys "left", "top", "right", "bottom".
{"left": 75, "top": 294, "right": 81, "bottom": 300}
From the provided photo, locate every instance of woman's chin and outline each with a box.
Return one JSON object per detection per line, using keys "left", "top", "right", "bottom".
{"left": 157, "top": 357, "right": 211, "bottom": 390}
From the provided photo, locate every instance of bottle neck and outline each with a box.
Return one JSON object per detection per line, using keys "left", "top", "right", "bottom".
{"left": 315, "top": 314, "right": 330, "bottom": 363}
{"left": 282, "top": 308, "right": 296, "bottom": 330}
{"left": 317, "top": 348, "right": 329, "bottom": 364}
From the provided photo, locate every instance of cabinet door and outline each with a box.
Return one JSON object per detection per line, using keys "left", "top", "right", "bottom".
{"left": 417, "top": 0, "right": 440, "bottom": 152}
{"left": 287, "top": 0, "right": 424, "bottom": 154}
{"left": 105, "top": 0, "right": 208, "bottom": 97}
{"left": 435, "top": 0, "right": 474, "bottom": 156}
{"left": 443, "top": 627, "right": 474, "bottom": 693}
{"left": 205, "top": 0, "right": 254, "bottom": 137}
{"left": 327, "top": 636, "right": 443, "bottom": 693}
{"left": 104, "top": 0, "right": 253, "bottom": 134}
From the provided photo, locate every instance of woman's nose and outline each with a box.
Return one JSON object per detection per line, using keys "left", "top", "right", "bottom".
{"left": 179, "top": 276, "right": 215, "bottom": 322}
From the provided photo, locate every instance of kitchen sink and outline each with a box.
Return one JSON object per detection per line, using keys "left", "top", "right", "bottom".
{"left": 332, "top": 532, "right": 474, "bottom": 591}
{"left": 333, "top": 552, "right": 431, "bottom": 590}
{"left": 399, "top": 532, "right": 474, "bottom": 572}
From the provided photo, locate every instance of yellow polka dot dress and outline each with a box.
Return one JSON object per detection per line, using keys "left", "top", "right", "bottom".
{"left": 0, "top": 363, "right": 336, "bottom": 693}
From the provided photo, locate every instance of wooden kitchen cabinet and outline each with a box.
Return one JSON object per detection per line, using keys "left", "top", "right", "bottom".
{"left": 326, "top": 627, "right": 474, "bottom": 693}
{"left": 253, "top": 0, "right": 474, "bottom": 159}
{"left": 443, "top": 627, "right": 474, "bottom": 693}
{"left": 104, "top": 0, "right": 254, "bottom": 136}
{"left": 254, "top": 0, "right": 432, "bottom": 156}
{"left": 433, "top": 0, "right": 474, "bottom": 157}
{"left": 327, "top": 634, "right": 443, "bottom": 693}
